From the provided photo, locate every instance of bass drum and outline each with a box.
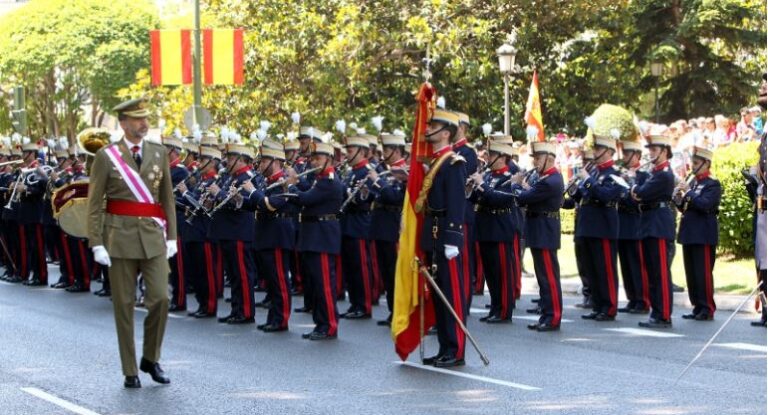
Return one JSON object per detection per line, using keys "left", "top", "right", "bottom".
{"left": 51, "top": 180, "right": 90, "bottom": 238}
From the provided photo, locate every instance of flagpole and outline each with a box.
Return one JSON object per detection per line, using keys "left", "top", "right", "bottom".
{"left": 193, "top": 0, "right": 203, "bottom": 126}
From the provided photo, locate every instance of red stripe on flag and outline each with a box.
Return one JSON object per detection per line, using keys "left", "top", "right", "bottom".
{"left": 180, "top": 29, "right": 193, "bottom": 84}
{"left": 202, "top": 29, "right": 213, "bottom": 85}
{"left": 233, "top": 28, "right": 244, "bottom": 84}
{"left": 150, "top": 30, "right": 162, "bottom": 86}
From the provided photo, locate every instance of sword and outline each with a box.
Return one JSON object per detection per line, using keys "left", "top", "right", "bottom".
{"left": 675, "top": 281, "right": 764, "bottom": 383}
{"left": 416, "top": 257, "right": 490, "bottom": 366}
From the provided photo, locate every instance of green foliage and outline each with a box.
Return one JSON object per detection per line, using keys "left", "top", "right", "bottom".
{"left": 0, "top": 0, "right": 159, "bottom": 139}
{"left": 560, "top": 207, "right": 576, "bottom": 234}
{"left": 710, "top": 141, "right": 760, "bottom": 258}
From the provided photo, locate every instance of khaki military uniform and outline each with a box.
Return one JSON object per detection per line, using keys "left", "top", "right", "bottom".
{"left": 87, "top": 139, "right": 177, "bottom": 376}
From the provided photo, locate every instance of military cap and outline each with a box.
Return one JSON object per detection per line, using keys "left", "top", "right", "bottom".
{"left": 284, "top": 140, "right": 300, "bottom": 151}
{"left": 261, "top": 137, "right": 284, "bottom": 151}
{"left": 646, "top": 135, "right": 672, "bottom": 148}
{"left": 490, "top": 134, "right": 515, "bottom": 145}
{"left": 162, "top": 136, "right": 184, "bottom": 151}
{"left": 112, "top": 98, "right": 150, "bottom": 118}
{"left": 531, "top": 141, "right": 557, "bottom": 157}
{"left": 488, "top": 142, "right": 516, "bottom": 157}
{"left": 299, "top": 127, "right": 324, "bottom": 141}
{"left": 183, "top": 141, "right": 200, "bottom": 154}
{"left": 691, "top": 146, "right": 713, "bottom": 162}
{"left": 381, "top": 133, "right": 407, "bottom": 147}
{"left": 430, "top": 109, "right": 460, "bottom": 127}
{"left": 312, "top": 142, "right": 334, "bottom": 156}
{"left": 261, "top": 147, "right": 286, "bottom": 161}
{"left": 226, "top": 143, "right": 255, "bottom": 159}
{"left": 594, "top": 136, "right": 617, "bottom": 151}
{"left": 199, "top": 146, "right": 221, "bottom": 160}
{"left": 621, "top": 140, "right": 643, "bottom": 153}
{"left": 345, "top": 136, "right": 369, "bottom": 148}
{"left": 455, "top": 112, "right": 471, "bottom": 126}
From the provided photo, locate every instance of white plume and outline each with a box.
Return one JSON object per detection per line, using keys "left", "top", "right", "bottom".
{"left": 610, "top": 128, "right": 621, "bottom": 140}
{"left": 2, "top": 136, "right": 11, "bottom": 147}
{"left": 286, "top": 131, "right": 298, "bottom": 141}
{"left": 481, "top": 123, "right": 493, "bottom": 136}
{"left": 22, "top": 136, "right": 31, "bottom": 146}
{"left": 256, "top": 129, "right": 267, "bottom": 141}
{"left": 259, "top": 120, "right": 272, "bottom": 132}
{"left": 173, "top": 128, "right": 182, "bottom": 139}
{"left": 276, "top": 133, "right": 285, "bottom": 140}
{"left": 320, "top": 132, "right": 332, "bottom": 144}
{"left": 349, "top": 122, "right": 358, "bottom": 130}
{"left": 46, "top": 138, "right": 56, "bottom": 149}
{"left": 526, "top": 125, "right": 539, "bottom": 141}
{"left": 291, "top": 112, "right": 301, "bottom": 125}
{"left": 158, "top": 119, "right": 166, "bottom": 130}
{"left": 371, "top": 116, "right": 384, "bottom": 132}
{"left": 231, "top": 131, "right": 242, "bottom": 144}
{"left": 11, "top": 133, "right": 21, "bottom": 144}
{"left": 250, "top": 131, "right": 260, "bottom": 141}
{"left": 584, "top": 116, "right": 596, "bottom": 131}
{"left": 335, "top": 119, "right": 347, "bottom": 134}
{"left": 58, "top": 136, "right": 69, "bottom": 150}
{"left": 393, "top": 129, "right": 406, "bottom": 137}
{"left": 192, "top": 126, "right": 202, "bottom": 142}
{"left": 436, "top": 96, "right": 446, "bottom": 109}
{"left": 220, "top": 126, "right": 230, "bottom": 139}
{"left": 356, "top": 127, "right": 366, "bottom": 135}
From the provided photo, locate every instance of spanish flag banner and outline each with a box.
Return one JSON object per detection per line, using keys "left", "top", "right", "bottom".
{"left": 524, "top": 70, "right": 545, "bottom": 142}
{"left": 391, "top": 82, "right": 437, "bottom": 360}
{"left": 149, "top": 30, "right": 193, "bottom": 86}
{"left": 202, "top": 29, "right": 245, "bottom": 85}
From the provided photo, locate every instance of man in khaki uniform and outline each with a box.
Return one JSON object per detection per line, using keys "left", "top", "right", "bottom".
{"left": 87, "top": 98, "right": 177, "bottom": 388}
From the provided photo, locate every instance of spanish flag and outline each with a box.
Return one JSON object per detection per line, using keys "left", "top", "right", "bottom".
{"left": 524, "top": 70, "right": 545, "bottom": 142}
{"left": 391, "top": 82, "right": 437, "bottom": 360}
{"left": 149, "top": 30, "right": 193, "bottom": 86}
{"left": 202, "top": 29, "right": 245, "bottom": 85}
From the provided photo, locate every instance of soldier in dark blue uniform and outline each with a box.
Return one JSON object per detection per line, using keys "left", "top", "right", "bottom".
{"left": 0, "top": 143, "right": 19, "bottom": 281}
{"left": 163, "top": 136, "right": 190, "bottom": 312}
{"left": 454, "top": 112, "right": 479, "bottom": 308}
{"left": 177, "top": 145, "right": 221, "bottom": 318}
{"left": 675, "top": 146, "right": 722, "bottom": 321}
{"left": 62, "top": 151, "right": 94, "bottom": 293}
{"left": 367, "top": 132, "right": 408, "bottom": 327}
{"left": 631, "top": 135, "right": 676, "bottom": 328}
{"left": 417, "top": 109, "right": 467, "bottom": 368}
{"left": 563, "top": 148, "right": 593, "bottom": 309}
{"left": 208, "top": 142, "right": 257, "bottom": 325}
{"left": 283, "top": 139, "right": 305, "bottom": 298}
{"left": 467, "top": 142, "right": 521, "bottom": 323}
{"left": 49, "top": 144, "right": 76, "bottom": 289}
{"left": 339, "top": 135, "right": 375, "bottom": 319}
{"left": 241, "top": 142, "right": 297, "bottom": 332}
{"left": 17, "top": 139, "right": 49, "bottom": 287}
{"left": 0, "top": 144, "right": 23, "bottom": 283}
{"left": 511, "top": 141, "right": 564, "bottom": 332}
{"left": 285, "top": 140, "right": 344, "bottom": 340}
{"left": 575, "top": 135, "right": 627, "bottom": 321}
{"left": 616, "top": 140, "right": 651, "bottom": 314}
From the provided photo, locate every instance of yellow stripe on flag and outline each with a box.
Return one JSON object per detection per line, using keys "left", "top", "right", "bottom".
{"left": 159, "top": 30, "right": 184, "bottom": 85}
{"left": 212, "top": 29, "right": 235, "bottom": 85}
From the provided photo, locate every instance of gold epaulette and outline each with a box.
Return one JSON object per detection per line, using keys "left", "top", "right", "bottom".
{"left": 450, "top": 154, "right": 466, "bottom": 165}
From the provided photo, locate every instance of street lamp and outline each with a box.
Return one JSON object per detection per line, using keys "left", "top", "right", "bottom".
{"left": 651, "top": 60, "right": 663, "bottom": 123}
{"left": 497, "top": 40, "right": 517, "bottom": 135}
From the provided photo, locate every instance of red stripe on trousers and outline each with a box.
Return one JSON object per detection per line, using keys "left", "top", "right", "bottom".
{"left": 77, "top": 239, "right": 91, "bottom": 288}
{"left": 320, "top": 253, "right": 337, "bottom": 335}
{"left": 61, "top": 233, "right": 74, "bottom": 285}
{"left": 542, "top": 250, "right": 561, "bottom": 325}
{"left": 513, "top": 234, "right": 521, "bottom": 299}
{"left": 462, "top": 227, "right": 470, "bottom": 300}
{"left": 203, "top": 242, "right": 217, "bottom": 312}
{"left": 658, "top": 240, "right": 670, "bottom": 320}
{"left": 175, "top": 239, "right": 185, "bottom": 305}
{"left": 18, "top": 225, "right": 27, "bottom": 278}
{"left": 236, "top": 241, "right": 252, "bottom": 318}
{"left": 448, "top": 257, "right": 466, "bottom": 359}
{"left": 704, "top": 244, "right": 716, "bottom": 316}
{"left": 602, "top": 239, "right": 617, "bottom": 315}
{"left": 498, "top": 242, "right": 509, "bottom": 318}
{"left": 275, "top": 248, "right": 290, "bottom": 328}
{"left": 35, "top": 225, "right": 47, "bottom": 281}
{"left": 358, "top": 240, "right": 372, "bottom": 314}
{"left": 638, "top": 241, "right": 650, "bottom": 308}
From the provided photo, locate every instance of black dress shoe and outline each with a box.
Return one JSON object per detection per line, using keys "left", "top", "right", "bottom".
{"left": 139, "top": 358, "right": 170, "bottom": 384}
{"left": 638, "top": 318, "right": 672, "bottom": 328}
{"left": 581, "top": 312, "right": 599, "bottom": 320}
{"left": 193, "top": 310, "right": 216, "bottom": 318}
{"left": 595, "top": 313, "right": 615, "bottom": 322}
{"left": 257, "top": 323, "right": 269, "bottom": 331}
{"left": 95, "top": 289, "right": 111, "bottom": 297}
{"left": 225, "top": 297, "right": 232, "bottom": 303}
{"left": 617, "top": 305, "right": 633, "bottom": 313}
{"left": 672, "top": 283, "right": 684, "bottom": 293}
{"left": 750, "top": 319, "right": 767, "bottom": 327}
{"left": 694, "top": 312, "right": 713, "bottom": 321}
{"left": 344, "top": 311, "right": 371, "bottom": 320}
{"left": 534, "top": 323, "right": 560, "bottom": 332}
{"left": 7, "top": 276, "right": 22, "bottom": 283}
{"left": 433, "top": 355, "right": 465, "bottom": 368}
{"left": 479, "top": 315, "right": 492, "bottom": 322}
{"left": 217, "top": 314, "right": 234, "bottom": 323}
{"left": 24, "top": 279, "right": 44, "bottom": 286}
{"left": 574, "top": 297, "right": 593, "bottom": 309}
{"left": 255, "top": 300, "right": 271, "bottom": 309}
{"left": 301, "top": 331, "right": 314, "bottom": 339}
{"left": 531, "top": 298, "right": 540, "bottom": 304}
{"left": 188, "top": 309, "right": 203, "bottom": 317}
{"left": 526, "top": 307, "right": 542, "bottom": 314}
{"left": 51, "top": 281, "right": 70, "bottom": 289}
{"left": 294, "top": 306, "right": 312, "bottom": 313}
{"left": 681, "top": 313, "right": 697, "bottom": 320}
{"left": 486, "top": 315, "right": 510, "bottom": 324}
{"left": 227, "top": 316, "right": 255, "bottom": 325}
{"left": 628, "top": 307, "right": 650, "bottom": 314}
{"left": 261, "top": 324, "right": 288, "bottom": 333}
{"left": 484, "top": 304, "right": 491, "bottom": 309}
{"left": 308, "top": 331, "right": 336, "bottom": 341}
{"left": 376, "top": 319, "right": 391, "bottom": 327}
{"left": 65, "top": 284, "right": 88, "bottom": 293}
{"left": 168, "top": 304, "right": 187, "bottom": 312}
{"left": 527, "top": 323, "right": 540, "bottom": 330}
{"left": 422, "top": 354, "right": 442, "bottom": 365}
{"left": 124, "top": 375, "right": 141, "bottom": 388}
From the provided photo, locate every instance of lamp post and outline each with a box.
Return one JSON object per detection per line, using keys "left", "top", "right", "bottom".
{"left": 651, "top": 60, "right": 663, "bottom": 123}
{"left": 497, "top": 39, "right": 517, "bottom": 135}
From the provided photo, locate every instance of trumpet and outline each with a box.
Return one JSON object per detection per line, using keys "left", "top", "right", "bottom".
{"left": 266, "top": 166, "right": 321, "bottom": 191}
{"left": 673, "top": 173, "right": 696, "bottom": 206}
{"left": 564, "top": 161, "right": 595, "bottom": 197}
{"left": 25, "top": 165, "right": 54, "bottom": 185}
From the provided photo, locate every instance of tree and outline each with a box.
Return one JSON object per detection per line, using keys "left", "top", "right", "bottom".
{"left": 0, "top": 0, "right": 159, "bottom": 139}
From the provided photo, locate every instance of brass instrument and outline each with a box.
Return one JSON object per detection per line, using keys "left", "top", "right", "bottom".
{"left": 266, "top": 166, "right": 321, "bottom": 191}
{"left": 340, "top": 168, "right": 389, "bottom": 213}
{"left": 77, "top": 127, "right": 111, "bottom": 173}
{"left": 673, "top": 173, "right": 696, "bottom": 206}
{"left": 0, "top": 159, "right": 23, "bottom": 168}
{"left": 564, "top": 161, "right": 594, "bottom": 197}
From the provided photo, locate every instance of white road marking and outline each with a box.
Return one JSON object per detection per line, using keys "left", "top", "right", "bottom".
{"left": 713, "top": 342, "right": 767, "bottom": 353}
{"left": 395, "top": 361, "right": 541, "bottom": 391}
{"left": 603, "top": 327, "right": 684, "bottom": 338}
{"left": 21, "top": 387, "right": 102, "bottom": 415}
{"left": 469, "top": 308, "right": 573, "bottom": 323}
{"left": 134, "top": 307, "right": 184, "bottom": 319}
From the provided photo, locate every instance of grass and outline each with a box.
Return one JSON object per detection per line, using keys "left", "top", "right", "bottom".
{"left": 521, "top": 234, "right": 757, "bottom": 295}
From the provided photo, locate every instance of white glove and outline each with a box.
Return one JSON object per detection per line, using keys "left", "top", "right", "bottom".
{"left": 166, "top": 240, "right": 178, "bottom": 259}
{"left": 444, "top": 245, "right": 459, "bottom": 260}
{"left": 92, "top": 245, "right": 111, "bottom": 267}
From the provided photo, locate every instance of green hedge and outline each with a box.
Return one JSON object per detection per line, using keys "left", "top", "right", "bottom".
{"left": 712, "top": 141, "right": 760, "bottom": 258}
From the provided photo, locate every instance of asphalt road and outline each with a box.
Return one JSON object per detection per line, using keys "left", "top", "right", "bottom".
{"left": 0, "top": 269, "right": 765, "bottom": 415}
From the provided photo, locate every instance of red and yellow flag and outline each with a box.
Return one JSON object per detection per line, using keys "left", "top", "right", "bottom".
{"left": 202, "top": 29, "right": 245, "bottom": 85}
{"left": 524, "top": 70, "right": 545, "bottom": 142}
{"left": 149, "top": 30, "right": 193, "bottom": 86}
{"left": 391, "top": 82, "right": 437, "bottom": 360}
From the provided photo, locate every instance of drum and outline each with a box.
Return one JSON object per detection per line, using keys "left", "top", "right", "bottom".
{"left": 51, "top": 180, "right": 90, "bottom": 238}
